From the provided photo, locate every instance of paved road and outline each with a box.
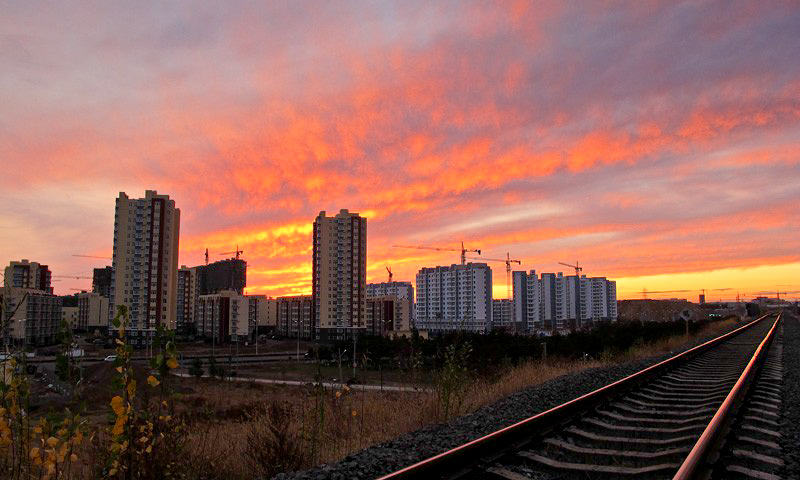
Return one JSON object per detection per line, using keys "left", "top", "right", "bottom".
{"left": 173, "top": 372, "right": 429, "bottom": 392}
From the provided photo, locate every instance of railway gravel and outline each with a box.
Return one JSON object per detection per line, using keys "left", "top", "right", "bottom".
{"left": 779, "top": 312, "right": 800, "bottom": 479}
{"left": 274, "top": 321, "right": 748, "bottom": 480}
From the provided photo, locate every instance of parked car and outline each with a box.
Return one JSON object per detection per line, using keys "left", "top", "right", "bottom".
{"left": 103, "top": 355, "right": 117, "bottom": 362}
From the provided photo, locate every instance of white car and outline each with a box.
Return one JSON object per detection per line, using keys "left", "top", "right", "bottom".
{"left": 103, "top": 355, "right": 117, "bottom": 362}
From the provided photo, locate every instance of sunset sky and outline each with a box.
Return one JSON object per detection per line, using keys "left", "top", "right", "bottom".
{"left": 1, "top": 1, "right": 799, "bottom": 301}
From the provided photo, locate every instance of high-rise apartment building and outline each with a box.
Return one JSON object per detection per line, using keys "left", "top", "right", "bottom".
{"left": 415, "top": 263, "right": 493, "bottom": 333}
{"left": 92, "top": 266, "right": 113, "bottom": 298}
{"left": 4, "top": 260, "right": 52, "bottom": 293}
{"left": 514, "top": 270, "right": 617, "bottom": 333}
{"left": 312, "top": 209, "right": 366, "bottom": 340}
{"left": 176, "top": 266, "right": 196, "bottom": 335}
{"left": 201, "top": 258, "right": 246, "bottom": 295}
{"left": 366, "top": 281, "right": 414, "bottom": 331}
{"left": 110, "top": 190, "right": 180, "bottom": 345}
{"left": 512, "top": 270, "right": 542, "bottom": 332}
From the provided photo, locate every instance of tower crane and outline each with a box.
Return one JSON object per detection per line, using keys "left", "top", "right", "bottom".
{"left": 559, "top": 262, "right": 583, "bottom": 329}
{"left": 393, "top": 241, "right": 480, "bottom": 265}
{"left": 52, "top": 275, "right": 93, "bottom": 280}
{"left": 637, "top": 288, "right": 691, "bottom": 300}
{"left": 72, "top": 254, "right": 112, "bottom": 260}
{"left": 220, "top": 245, "right": 243, "bottom": 259}
{"left": 386, "top": 266, "right": 393, "bottom": 283}
{"left": 465, "top": 253, "right": 521, "bottom": 301}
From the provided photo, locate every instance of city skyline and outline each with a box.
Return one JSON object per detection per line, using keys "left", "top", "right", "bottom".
{"left": 2, "top": 2, "right": 799, "bottom": 301}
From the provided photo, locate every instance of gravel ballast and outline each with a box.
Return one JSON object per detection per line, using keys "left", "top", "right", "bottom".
{"left": 274, "top": 320, "right": 753, "bottom": 480}
{"left": 779, "top": 311, "right": 800, "bottom": 479}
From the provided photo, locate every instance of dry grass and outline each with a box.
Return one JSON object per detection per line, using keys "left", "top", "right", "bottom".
{"left": 53, "top": 318, "right": 742, "bottom": 479}
{"left": 156, "top": 317, "right": 742, "bottom": 478}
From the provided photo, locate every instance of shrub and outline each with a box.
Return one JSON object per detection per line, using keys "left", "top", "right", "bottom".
{"left": 243, "top": 401, "right": 307, "bottom": 478}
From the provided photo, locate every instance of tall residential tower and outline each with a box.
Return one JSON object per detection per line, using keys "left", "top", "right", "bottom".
{"left": 312, "top": 209, "right": 367, "bottom": 340}
{"left": 110, "top": 190, "right": 180, "bottom": 345}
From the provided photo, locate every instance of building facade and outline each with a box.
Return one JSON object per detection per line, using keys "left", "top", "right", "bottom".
{"left": 196, "top": 290, "right": 249, "bottom": 343}
{"left": 77, "top": 292, "right": 109, "bottom": 332}
{"left": 201, "top": 258, "right": 246, "bottom": 295}
{"left": 0, "top": 288, "right": 61, "bottom": 345}
{"left": 276, "top": 295, "right": 314, "bottom": 340}
{"left": 514, "top": 270, "right": 618, "bottom": 333}
{"left": 62, "top": 307, "right": 79, "bottom": 329}
{"left": 415, "top": 263, "right": 493, "bottom": 333}
{"left": 491, "top": 299, "right": 514, "bottom": 331}
{"left": 92, "top": 266, "right": 113, "bottom": 298}
{"left": 312, "top": 209, "right": 367, "bottom": 340}
{"left": 248, "top": 295, "right": 278, "bottom": 336}
{"left": 4, "top": 260, "right": 52, "bottom": 293}
{"left": 366, "top": 281, "right": 413, "bottom": 332}
{"left": 110, "top": 190, "right": 180, "bottom": 346}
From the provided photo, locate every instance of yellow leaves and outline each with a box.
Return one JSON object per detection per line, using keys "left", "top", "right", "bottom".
{"left": 46, "top": 436, "right": 59, "bottom": 448}
{"left": 166, "top": 357, "right": 179, "bottom": 369}
{"left": 351, "top": 410, "right": 358, "bottom": 417}
{"left": 112, "top": 415, "right": 127, "bottom": 436}
{"left": 115, "top": 338, "right": 124, "bottom": 346}
{"left": 335, "top": 391, "right": 342, "bottom": 398}
{"left": 127, "top": 379, "right": 137, "bottom": 398}
{"left": 70, "top": 452, "right": 78, "bottom": 462}
{"left": 110, "top": 396, "right": 126, "bottom": 417}
{"left": 115, "top": 366, "right": 123, "bottom": 373}
{"left": 147, "top": 375, "right": 160, "bottom": 387}
{"left": 29, "top": 446, "right": 40, "bottom": 459}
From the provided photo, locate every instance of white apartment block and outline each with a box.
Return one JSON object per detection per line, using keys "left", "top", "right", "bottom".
{"left": 415, "top": 263, "right": 493, "bottom": 333}
{"left": 313, "top": 209, "right": 367, "bottom": 340}
{"left": 111, "top": 190, "right": 180, "bottom": 345}
{"left": 514, "top": 270, "right": 617, "bottom": 333}
{"left": 197, "top": 290, "right": 250, "bottom": 343}
{"left": 513, "top": 270, "right": 541, "bottom": 331}
{"left": 366, "top": 281, "right": 414, "bottom": 331}
{"left": 0, "top": 288, "right": 61, "bottom": 345}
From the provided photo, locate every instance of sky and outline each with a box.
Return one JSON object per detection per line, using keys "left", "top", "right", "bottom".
{"left": 1, "top": 1, "right": 799, "bottom": 302}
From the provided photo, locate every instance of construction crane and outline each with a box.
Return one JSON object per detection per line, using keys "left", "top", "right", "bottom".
{"left": 52, "top": 275, "right": 92, "bottom": 280}
{"left": 72, "top": 254, "right": 112, "bottom": 260}
{"left": 558, "top": 261, "right": 582, "bottom": 277}
{"left": 205, "top": 248, "right": 209, "bottom": 265}
{"left": 699, "top": 287, "right": 732, "bottom": 303}
{"left": 465, "top": 253, "right": 521, "bottom": 301}
{"left": 392, "top": 241, "right": 480, "bottom": 265}
{"left": 386, "top": 266, "right": 393, "bottom": 283}
{"left": 637, "top": 288, "right": 691, "bottom": 300}
{"left": 219, "top": 245, "right": 243, "bottom": 259}
{"left": 558, "top": 262, "right": 583, "bottom": 328}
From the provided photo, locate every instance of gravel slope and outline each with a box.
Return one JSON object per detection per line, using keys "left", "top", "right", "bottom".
{"left": 779, "top": 311, "right": 800, "bottom": 479}
{"left": 274, "top": 321, "right": 749, "bottom": 480}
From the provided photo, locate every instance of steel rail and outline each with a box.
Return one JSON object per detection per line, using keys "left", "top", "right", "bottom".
{"left": 377, "top": 313, "right": 774, "bottom": 480}
{"left": 672, "top": 313, "right": 781, "bottom": 480}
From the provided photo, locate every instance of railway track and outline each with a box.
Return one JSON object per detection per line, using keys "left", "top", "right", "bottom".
{"left": 379, "top": 313, "right": 783, "bottom": 480}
